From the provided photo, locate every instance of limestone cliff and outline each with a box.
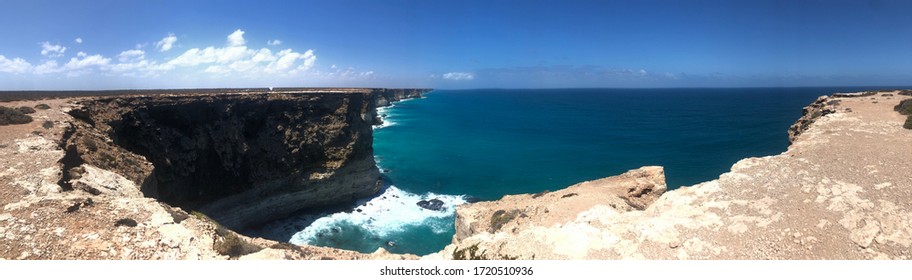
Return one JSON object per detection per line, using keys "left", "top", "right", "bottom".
{"left": 62, "top": 89, "right": 427, "bottom": 230}
{"left": 437, "top": 90, "right": 912, "bottom": 260}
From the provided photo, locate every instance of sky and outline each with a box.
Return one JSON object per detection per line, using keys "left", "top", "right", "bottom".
{"left": 0, "top": 0, "right": 910, "bottom": 89}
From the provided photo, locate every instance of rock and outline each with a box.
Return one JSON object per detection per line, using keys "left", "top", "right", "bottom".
{"left": 788, "top": 96, "right": 839, "bottom": 144}
{"left": 833, "top": 91, "right": 876, "bottom": 98}
{"left": 114, "top": 218, "right": 138, "bottom": 227}
{"left": 417, "top": 198, "right": 445, "bottom": 211}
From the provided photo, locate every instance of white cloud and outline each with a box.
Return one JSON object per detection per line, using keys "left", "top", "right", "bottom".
{"left": 0, "top": 55, "right": 32, "bottom": 73}
{"left": 165, "top": 30, "right": 317, "bottom": 76}
{"left": 297, "top": 49, "right": 317, "bottom": 72}
{"left": 227, "top": 29, "right": 246, "bottom": 46}
{"left": 75, "top": 38, "right": 83, "bottom": 44}
{"left": 156, "top": 33, "right": 177, "bottom": 52}
{"left": 118, "top": 49, "right": 145, "bottom": 62}
{"left": 2, "top": 29, "right": 322, "bottom": 80}
{"left": 266, "top": 49, "right": 311, "bottom": 73}
{"left": 314, "top": 65, "right": 375, "bottom": 80}
{"left": 110, "top": 59, "right": 152, "bottom": 73}
{"left": 26, "top": 53, "right": 113, "bottom": 77}
{"left": 33, "top": 60, "right": 62, "bottom": 74}
{"left": 442, "top": 72, "right": 475, "bottom": 81}
{"left": 65, "top": 54, "right": 110, "bottom": 71}
{"left": 267, "top": 39, "right": 282, "bottom": 46}
{"left": 40, "top": 42, "right": 66, "bottom": 58}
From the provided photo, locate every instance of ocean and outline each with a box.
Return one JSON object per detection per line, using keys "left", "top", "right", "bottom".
{"left": 251, "top": 87, "right": 889, "bottom": 256}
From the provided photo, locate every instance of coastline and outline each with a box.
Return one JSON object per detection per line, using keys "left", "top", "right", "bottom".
{"left": 435, "top": 90, "right": 912, "bottom": 259}
{"left": 0, "top": 88, "right": 909, "bottom": 259}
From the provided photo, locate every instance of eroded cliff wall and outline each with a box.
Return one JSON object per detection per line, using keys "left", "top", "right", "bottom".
{"left": 63, "top": 89, "right": 428, "bottom": 230}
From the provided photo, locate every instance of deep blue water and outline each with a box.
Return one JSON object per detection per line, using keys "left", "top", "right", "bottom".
{"left": 270, "top": 87, "right": 891, "bottom": 255}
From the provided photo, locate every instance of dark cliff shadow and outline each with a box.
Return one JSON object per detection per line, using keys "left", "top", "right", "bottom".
{"left": 239, "top": 174, "right": 397, "bottom": 243}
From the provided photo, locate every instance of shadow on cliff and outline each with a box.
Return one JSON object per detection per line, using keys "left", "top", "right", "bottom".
{"left": 66, "top": 91, "right": 384, "bottom": 232}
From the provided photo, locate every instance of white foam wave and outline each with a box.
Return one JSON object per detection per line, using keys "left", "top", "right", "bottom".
{"left": 288, "top": 185, "right": 467, "bottom": 245}
{"left": 372, "top": 120, "right": 396, "bottom": 129}
{"left": 373, "top": 105, "right": 396, "bottom": 129}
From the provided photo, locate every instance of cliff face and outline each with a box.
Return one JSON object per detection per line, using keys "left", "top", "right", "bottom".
{"left": 437, "top": 90, "right": 912, "bottom": 260}
{"left": 787, "top": 96, "right": 841, "bottom": 144}
{"left": 63, "top": 89, "right": 427, "bottom": 230}
{"left": 373, "top": 88, "right": 427, "bottom": 107}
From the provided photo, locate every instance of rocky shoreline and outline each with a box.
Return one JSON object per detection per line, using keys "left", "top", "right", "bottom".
{"left": 433, "top": 90, "right": 912, "bottom": 260}
{"left": 0, "top": 89, "right": 909, "bottom": 260}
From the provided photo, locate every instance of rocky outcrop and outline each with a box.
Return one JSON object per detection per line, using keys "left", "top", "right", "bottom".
{"left": 436, "top": 90, "right": 912, "bottom": 260}
{"left": 787, "top": 96, "right": 841, "bottom": 144}
{"left": 63, "top": 89, "right": 428, "bottom": 230}
{"left": 445, "top": 167, "right": 666, "bottom": 259}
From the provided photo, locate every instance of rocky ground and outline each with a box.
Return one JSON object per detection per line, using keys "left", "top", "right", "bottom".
{"left": 433, "top": 91, "right": 912, "bottom": 260}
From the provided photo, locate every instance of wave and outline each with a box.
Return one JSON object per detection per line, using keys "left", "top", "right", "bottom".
{"left": 287, "top": 185, "right": 467, "bottom": 251}
{"left": 373, "top": 104, "right": 396, "bottom": 129}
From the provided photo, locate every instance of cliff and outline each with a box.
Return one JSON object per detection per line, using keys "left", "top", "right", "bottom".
{"left": 436, "top": 90, "right": 912, "bottom": 260}
{"left": 373, "top": 88, "right": 427, "bottom": 107}
{"left": 0, "top": 88, "right": 427, "bottom": 260}
{"left": 64, "top": 89, "right": 428, "bottom": 230}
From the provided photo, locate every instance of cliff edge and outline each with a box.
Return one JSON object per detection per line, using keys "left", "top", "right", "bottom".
{"left": 436, "top": 90, "right": 912, "bottom": 260}
{"left": 0, "top": 88, "right": 425, "bottom": 260}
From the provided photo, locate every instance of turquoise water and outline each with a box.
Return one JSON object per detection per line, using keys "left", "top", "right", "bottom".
{"left": 267, "top": 87, "right": 890, "bottom": 255}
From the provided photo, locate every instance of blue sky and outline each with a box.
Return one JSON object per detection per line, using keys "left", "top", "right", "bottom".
{"left": 0, "top": 0, "right": 910, "bottom": 89}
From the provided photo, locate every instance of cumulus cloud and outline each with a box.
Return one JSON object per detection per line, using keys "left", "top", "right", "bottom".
{"left": 65, "top": 53, "right": 110, "bottom": 70}
{"left": 27, "top": 52, "right": 114, "bottom": 77}
{"left": 227, "top": 29, "right": 246, "bottom": 46}
{"left": 442, "top": 72, "right": 474, "bottom": 81}
{"left": 165, "top": 30, "right": 316, "bottom": 75}
{"left": 0, "top": 55, "right": 32, "bottom": 73}
{"left": 156, "top": 33, "right": 177, "bottom": 52}
{"left": 2, "top": 28, "right": 323, "bottom": 81}
{"left": 267, "top": 39, "right": 282, "bottom": 46}
{"left": 75, "top": 38, "right": 83, "bottom": 44}
{"left": 40, "top": 42, "right": 66, "bottom": 58}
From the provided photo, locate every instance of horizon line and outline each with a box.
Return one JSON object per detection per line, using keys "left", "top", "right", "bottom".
{"left": 2, "top": 85, "right": 912, "bottom": 92}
